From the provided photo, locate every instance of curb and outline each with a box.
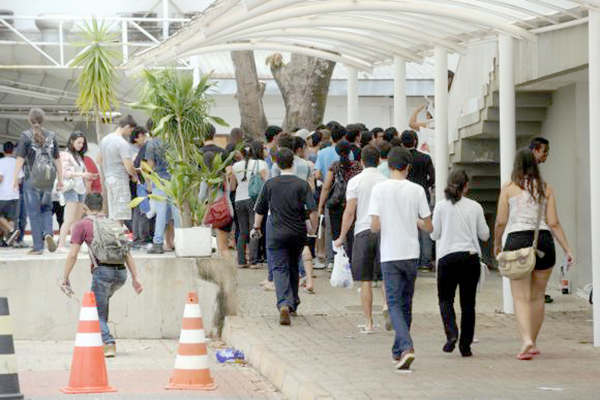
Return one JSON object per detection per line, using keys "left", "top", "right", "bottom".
{"left": 222, "top": 316, "right": 334, "bottom": 400}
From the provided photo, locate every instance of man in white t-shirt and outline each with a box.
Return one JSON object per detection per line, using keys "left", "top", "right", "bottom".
{"left": 0, "top": 142, "right": 24, "bottom": 245}
{"left": 369, "top": 147, "right": 432, "bottom": 371}
{"left": 334, "top": 145, "right": 387, "bottom": 333}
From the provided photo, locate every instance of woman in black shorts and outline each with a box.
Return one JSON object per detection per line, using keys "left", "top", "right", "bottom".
{"left": 494, "top": 148, "right": 573, "bottom": 360}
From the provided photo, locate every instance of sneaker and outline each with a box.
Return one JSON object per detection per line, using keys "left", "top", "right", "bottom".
{"left": 279, "top": 306, "right": 291, "bottom": 325}
{"left": 13, "top": 241, "right": 29, "bottom": 249}
{"left": 26, "top": 249, "right": 43, "bottom": 255}
{"left": 396, "top": 350, "right": 415, "bottom": 370}
{"left": 326, "top": 262, "right": 333, "bottom": 272}
{"left": 263, "top": 281, "right": 275, "bottom": 292}
{"left": 313, "top": 261, "right": 326, "bottom": 270}
{"left": 45, "top": 235, "right": 57, "bottom": 253}
{"left": 5, "top": 230, "right": 20, "bottom": 247}
{"left": 103, "top": 343, "right": 116, "bottom": 358}
{"left": 147, "top": 244, "right": 164, "bottom": 254}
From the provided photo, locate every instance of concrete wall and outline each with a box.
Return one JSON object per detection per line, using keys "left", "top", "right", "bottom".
{"left": 0, "top": 254, "right": 236, "bottom": 340}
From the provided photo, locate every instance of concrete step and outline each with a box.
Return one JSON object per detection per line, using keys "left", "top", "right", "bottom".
{"left": 487, "top": 91, "right": 553, "bottom": 108}
{"left": 452, "top": 139, "right": 499, "bottom": 164}
{"left": 482, "top": 106, "right": 547, "bottom": 122}
{"left": 460, "top": 120, "right": 542, "bottom": 139}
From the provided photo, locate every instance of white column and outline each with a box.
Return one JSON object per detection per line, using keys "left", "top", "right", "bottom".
{"left": 393, "top": 56, "right": 406, "bottom": 129}
{"left": 499, "top": 33, "right": 516, "bottom": 314}
{"left": 162, "top": 0, "right": 170, "bottom": 39}
{"left": 121, "top": 20, "right": 128, "bottom": 63}
{"left": 434, "top": 46, "right": 448, "bottom": 204}
{"left": 191, "top": 55, "right": 201, "bottom": 87}
{"left": 589, "top": 9, "right": 600, "bottom": 347}
{"left": 347, "top": 66, "right": 359, "bottom": 125}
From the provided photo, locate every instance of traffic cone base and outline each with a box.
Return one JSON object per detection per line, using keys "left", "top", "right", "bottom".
{"left": 0, "top": 298, "right": 24, "bottom": 400}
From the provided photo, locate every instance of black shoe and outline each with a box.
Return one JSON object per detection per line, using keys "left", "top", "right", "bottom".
{"left": 545, "top": 294, "right": 554, "bottom": 304}
{"left": 460, "top": 346, "right": 473, "bottom": 357}
{"left": 279, "top": 306, "right": 291, "bottom": 325}
{"left": 443, "top": 338, "right": 457, "bottom": 353}
{"left": 147, "top": 244, "right": 164, "bottom": 254}
{"left": 45, "top": 235, "right": 57, "bottom": 252}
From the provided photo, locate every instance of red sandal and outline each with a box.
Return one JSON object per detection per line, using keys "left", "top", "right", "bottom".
{"left": 516, "top": 352, "right": 533, "bottom": 360}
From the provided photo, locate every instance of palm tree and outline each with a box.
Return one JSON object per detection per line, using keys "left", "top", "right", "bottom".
{"left": 72, "top": 18, "right": 120, "bottom": 144}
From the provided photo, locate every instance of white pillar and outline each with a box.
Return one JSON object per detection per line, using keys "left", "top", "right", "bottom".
{"left": 589, "top": 9, "right": 600, "bottom": 347}
{"left": 393, "top": 56, "right": 406, "bottom": 129}
{"left": 434, "top": 46, "right": 448, "bottom": 204}
{"left": 162, "top": 0, "right": 170, "bottom": 39}
{"left": 347, "top": 66, "right": 359, "bottom": 125}
{"left": 499, "top": 33, "right": 516, "bottom": 314}
{"left": 191, "top": 55, "right": 200, "bottom": 87}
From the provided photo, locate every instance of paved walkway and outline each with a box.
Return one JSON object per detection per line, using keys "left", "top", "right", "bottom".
{"left": 230, "top": 264, "right": 598, "bottom": 400}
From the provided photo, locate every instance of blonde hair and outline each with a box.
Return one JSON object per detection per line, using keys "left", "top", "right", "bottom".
{"left": 28, "top": 108, "right": 45, "bottom": 145}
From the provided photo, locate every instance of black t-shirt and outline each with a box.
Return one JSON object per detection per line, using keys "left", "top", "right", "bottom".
{"left": 407, "top": 148, "right": 435, "bottom": 203}
{"left": 255, "top": 175, "right": 316, "bottom": 247}
{"left": 16, "top": 129, "right": 60, "bottom": 178}
{"left": 200, "top": 144, "right": 227, "bottom": 159}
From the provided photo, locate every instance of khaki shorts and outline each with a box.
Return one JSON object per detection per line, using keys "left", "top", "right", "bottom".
{"left": 106, "top": 176, "right": 131, "bottom": 221}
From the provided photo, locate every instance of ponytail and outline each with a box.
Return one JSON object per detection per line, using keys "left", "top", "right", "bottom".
{"left": 28, "top": 108, "right": 45, "bottom": 145}
{"left": 241, "top": 143, "right": 252, "bottom": 182}
{"left": 444, "top": 169, "right": 469, "bottom": 204}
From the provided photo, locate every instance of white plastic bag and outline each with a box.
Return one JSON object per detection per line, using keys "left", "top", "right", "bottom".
{"left": 330, "top": 245, "right": 354, "bottom": 289}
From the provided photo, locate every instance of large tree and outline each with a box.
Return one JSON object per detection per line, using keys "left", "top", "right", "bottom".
{"left": 231, "top": 50, "right": 268, "bottom": 139}
{"left": 267, "top": 53, "right": 336, "bottom": 132}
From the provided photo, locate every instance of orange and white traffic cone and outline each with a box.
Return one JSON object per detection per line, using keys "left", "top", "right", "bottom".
{"left": 166, "top": 292, "right": 216, "bottom": 390}
{"left": 61, "top": 292, "right": 116, "bottom": 394}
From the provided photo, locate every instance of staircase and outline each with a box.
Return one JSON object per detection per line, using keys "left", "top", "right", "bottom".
{"left": 450, "top": 60, "right": 553, "bottom": 263}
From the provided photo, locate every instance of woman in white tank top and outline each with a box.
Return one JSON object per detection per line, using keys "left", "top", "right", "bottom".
{"left": 494, "top": 148, "right": 573, "bottom": 360}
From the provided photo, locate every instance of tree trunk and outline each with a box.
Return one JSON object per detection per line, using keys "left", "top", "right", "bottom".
{"left": 269, "top": 53, "right": 336, "bottom": 132}
{"left": 231, "top": 50, "right": 268, "bottom": 139}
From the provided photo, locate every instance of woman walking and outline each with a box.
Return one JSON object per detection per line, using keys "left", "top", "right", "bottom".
{"left": 230, "top": 140, "right": 268, "bottom": 268}
{"left": 494, "top": 148, "right": 573, "bottom": 360}
{"left": 430, "top": 169, "right": 490, "bottom": 357}
{"left": 57, "top": 132, "right": 95, "bottom": 251}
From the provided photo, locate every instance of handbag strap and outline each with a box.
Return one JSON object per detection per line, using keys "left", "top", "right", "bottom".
{"left": 454, "top": 201, "right": 480, "bottom": 254}
{"left": 532, "top": 198, "right": 543, "bottom": 251}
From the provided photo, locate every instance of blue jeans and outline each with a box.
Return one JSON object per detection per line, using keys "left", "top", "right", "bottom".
{"left": 92, "top": 266, "right": 127, "bottom": 344}
{"left": 418, "top": 229, "right": 433, "bottom": 267}
{"left": 17, "top": 183, "right": 27, "bottom": 242}
{"left": 382, "top": 259, "right": 418, "bottom": 357}
{"left": 266, "top": 216, "right": 305, "bottom": 281}
{"left": 137, "top": 184, "right": 150, "bottom": 214}
{"left": 23, "top": 180, "right": 53, "bottom": 251}
{"left": 152, "top": 187, "right": 181, "bottom": 245}
{"left": 269, "top": 240, "right": 304, "bottom": 311}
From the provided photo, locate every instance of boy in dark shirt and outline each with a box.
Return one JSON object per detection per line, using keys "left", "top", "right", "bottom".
{"left": 253, "top": 148, "right": 318, "bottom": 325}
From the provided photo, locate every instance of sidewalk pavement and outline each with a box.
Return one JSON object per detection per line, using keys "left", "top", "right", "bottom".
{"left": 227, "top": 264, "right": 598, "bottom": 400}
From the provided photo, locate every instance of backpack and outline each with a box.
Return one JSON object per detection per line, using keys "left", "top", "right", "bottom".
{"left": 327, "top": 166, "right": 347, "bottom": 209}
{"left": 25, "top": 130, "right": 57, "bottom": 191}
{"left": 248, "top": 161, "right": 264, "bottom": 199}
{"left": 89, "top": 217, "right": 130, "bottom": 265}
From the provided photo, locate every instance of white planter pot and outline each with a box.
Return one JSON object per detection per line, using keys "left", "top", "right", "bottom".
{"left": 175, "top": 226, "right": 212, "bottom": 258}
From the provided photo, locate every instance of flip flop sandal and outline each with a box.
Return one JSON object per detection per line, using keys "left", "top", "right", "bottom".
{"left": 359, "top": 326, "right": 375, "bottom": 334}
{"left": 516, "top": 352, "right": 533, "bottom": 360}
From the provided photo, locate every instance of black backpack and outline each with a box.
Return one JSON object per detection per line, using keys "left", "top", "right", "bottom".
{"left": 25, "top": 130, "right": 57, "bottom": 191}
{"left": 327, "top": 167, "right": 347, "bottom": 209}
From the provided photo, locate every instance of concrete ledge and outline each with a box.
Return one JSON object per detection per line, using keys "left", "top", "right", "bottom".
{"left": 223, "top": 316, "right": 333, "bottom": 400}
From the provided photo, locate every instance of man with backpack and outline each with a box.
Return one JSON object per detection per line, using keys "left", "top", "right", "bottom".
{"left": 13, "top": 108, "right": 63, "bottom": 255}
{"left": 61, "top": 193, "right": 143, "bottom": 358}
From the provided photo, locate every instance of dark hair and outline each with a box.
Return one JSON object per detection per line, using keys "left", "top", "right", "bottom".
{"left": 361, "top": 145, "right": 380, "bottom": 168}
{"left": 335, "top": 139, "right": 352, "bottom": 164}
{"left": 360, "top": 131, "right": 374, "bottom": 148}
{"left": 277, "top": 133, "right": 295, "bottom": 151}
{"left": 308, "top": 131, "right": 322, "bottom": 147}
{"left": 378, "top": 141, "right": 391, "bottom": 159}
{"left": 276, "top": 148, "right": 295, "bottom": 169}
{"left": 117, "top": 114, "right": 137, "bottom": 129}
{"left": 330, "top": 123, "right": 347, "bottom": 143}
{"left": 326, "top": 120, "right": 341, "bottom": 130}
{"left": 512, "top": 147, "right": 545, "bottom": 203}
{"left": 529, "top": 137, "right": 549, "bottom": 151}
{"left": 229, "top": 127, "right": 245, "bottom": 145}
{"left": 400, "top": 130, "right": 418, "bottom": 149}
{"left": 293, "top": 136, "right": 306, "bottom": 153}
{"left": 265, "top": 125, "right": 283, "bottom": 143}
{"left": 445, "top": 169, "right": 470, "bottom": 204}
{"left": 130, "top": 126, "right": 147, "bottom": 144}
{"left": 205, "top": 123, "right": 216, "bottom": 140}
{"left": 251, "top": 140, "right": 264, "bottom": 160}
{"left": 389, "top": 137, "right": 403, "bottom": 148}
{"left": 372, "top": 127, "right": 384, "bottom": 134}
{"left": 67, "top": 131, "right": 88, "bottom": 163}
{"left": 3, "top": 141, "right": 14, "bottom": 154}
{"left": 388, "top": 147, "right": 413, "bottom": 171}
{"left": 28, "top": 108, "right": 45, "bottom": 145}
{"left": 345, "top": 124, "right": 362, "bottom": 143}
{"left": 383, "top": 127, "right": 398, "bottom": 142}
{"left": 84, "top": 193, "right": 103, "bottom": 211}
{"left": 240, "top": 140, "right": 253, "bottom": 182}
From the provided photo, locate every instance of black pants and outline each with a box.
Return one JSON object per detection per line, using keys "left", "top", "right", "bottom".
{"left": 52, "top": 201, "right": 64, "bottom": 229}
{"left": 234, "top": 198, "right": 258, "bottom": 265}
{"left": 437, "top": 252, "right": 480, "bottom": 352}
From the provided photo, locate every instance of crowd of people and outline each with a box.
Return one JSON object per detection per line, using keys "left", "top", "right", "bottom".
{"left": 0, "top": 107, "right": 573, "bottom": 369}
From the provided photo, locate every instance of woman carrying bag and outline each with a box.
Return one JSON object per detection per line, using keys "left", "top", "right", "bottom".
{"left": 494, "top": 148, "right": 573, "bottom": 360}
{"left": 431, "top": 169, "right": 490, "bottom": 357}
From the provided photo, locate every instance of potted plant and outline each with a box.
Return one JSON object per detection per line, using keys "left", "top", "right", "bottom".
{"left": 131, "top": 68, "right": 230, "bottom": 257}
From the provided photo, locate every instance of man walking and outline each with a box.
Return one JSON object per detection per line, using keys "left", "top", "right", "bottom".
{"left": 61, "top": 193, "right": 143, "bottom": 357}
{"left": 369, "top": 147, "right": 432, "bottom": 370}
{"left": 0, "top": 142, "right": 22, "bottom": 245}
{"left": 334, "top": 145, "right": 388, "bottom": 333}
{"left": 97, "top": 115, "right": 138, "bottom": 224}
{"left": 253, "top": 148, "right": 318, "bottom": 325}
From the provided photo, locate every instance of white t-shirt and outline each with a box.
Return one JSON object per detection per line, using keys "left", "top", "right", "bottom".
{"left": 430, "top": 198, "right": 490, "bottom": 260}
{"left": 346, "top": 167, "right": 387, "bottom": 235}
{"left": 0, "top": 157, "right": 23, "bottom": 201}
{"left": 233, "top": 159, "right": 268, "bottom": 202}
{"left": 368, "top": 179, "right": 431, "bottom": 262}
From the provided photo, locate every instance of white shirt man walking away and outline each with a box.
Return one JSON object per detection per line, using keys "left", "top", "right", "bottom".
{"left": 369, "top": 147, "right": 433, "bottom": 371}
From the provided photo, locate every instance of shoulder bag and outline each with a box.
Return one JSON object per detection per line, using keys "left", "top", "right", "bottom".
{"left": 203, "top": 179, "right": 233, "bottom": 229}
{"left": 496, "top": 201, "right": 545, "bottom": 280}
{"left": 248, "top": 160, "right": 264, "bottom": 200}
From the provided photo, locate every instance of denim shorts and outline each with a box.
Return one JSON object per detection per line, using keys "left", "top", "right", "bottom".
{"left": 63, "top": 190, "right": 86, "bottom": 203}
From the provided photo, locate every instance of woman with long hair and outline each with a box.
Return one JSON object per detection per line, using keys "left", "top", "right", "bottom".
{"left": 57, "top": 132, "right": 96, "bottom": 251}
{"left": 230, "top": 140, "right": 268, "bottom": 267}
{"left": 494, "top": 148, "right": 573, "bottom": 360}
{"left": 430, "top": 169, "right": 490, "bottom": 357}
